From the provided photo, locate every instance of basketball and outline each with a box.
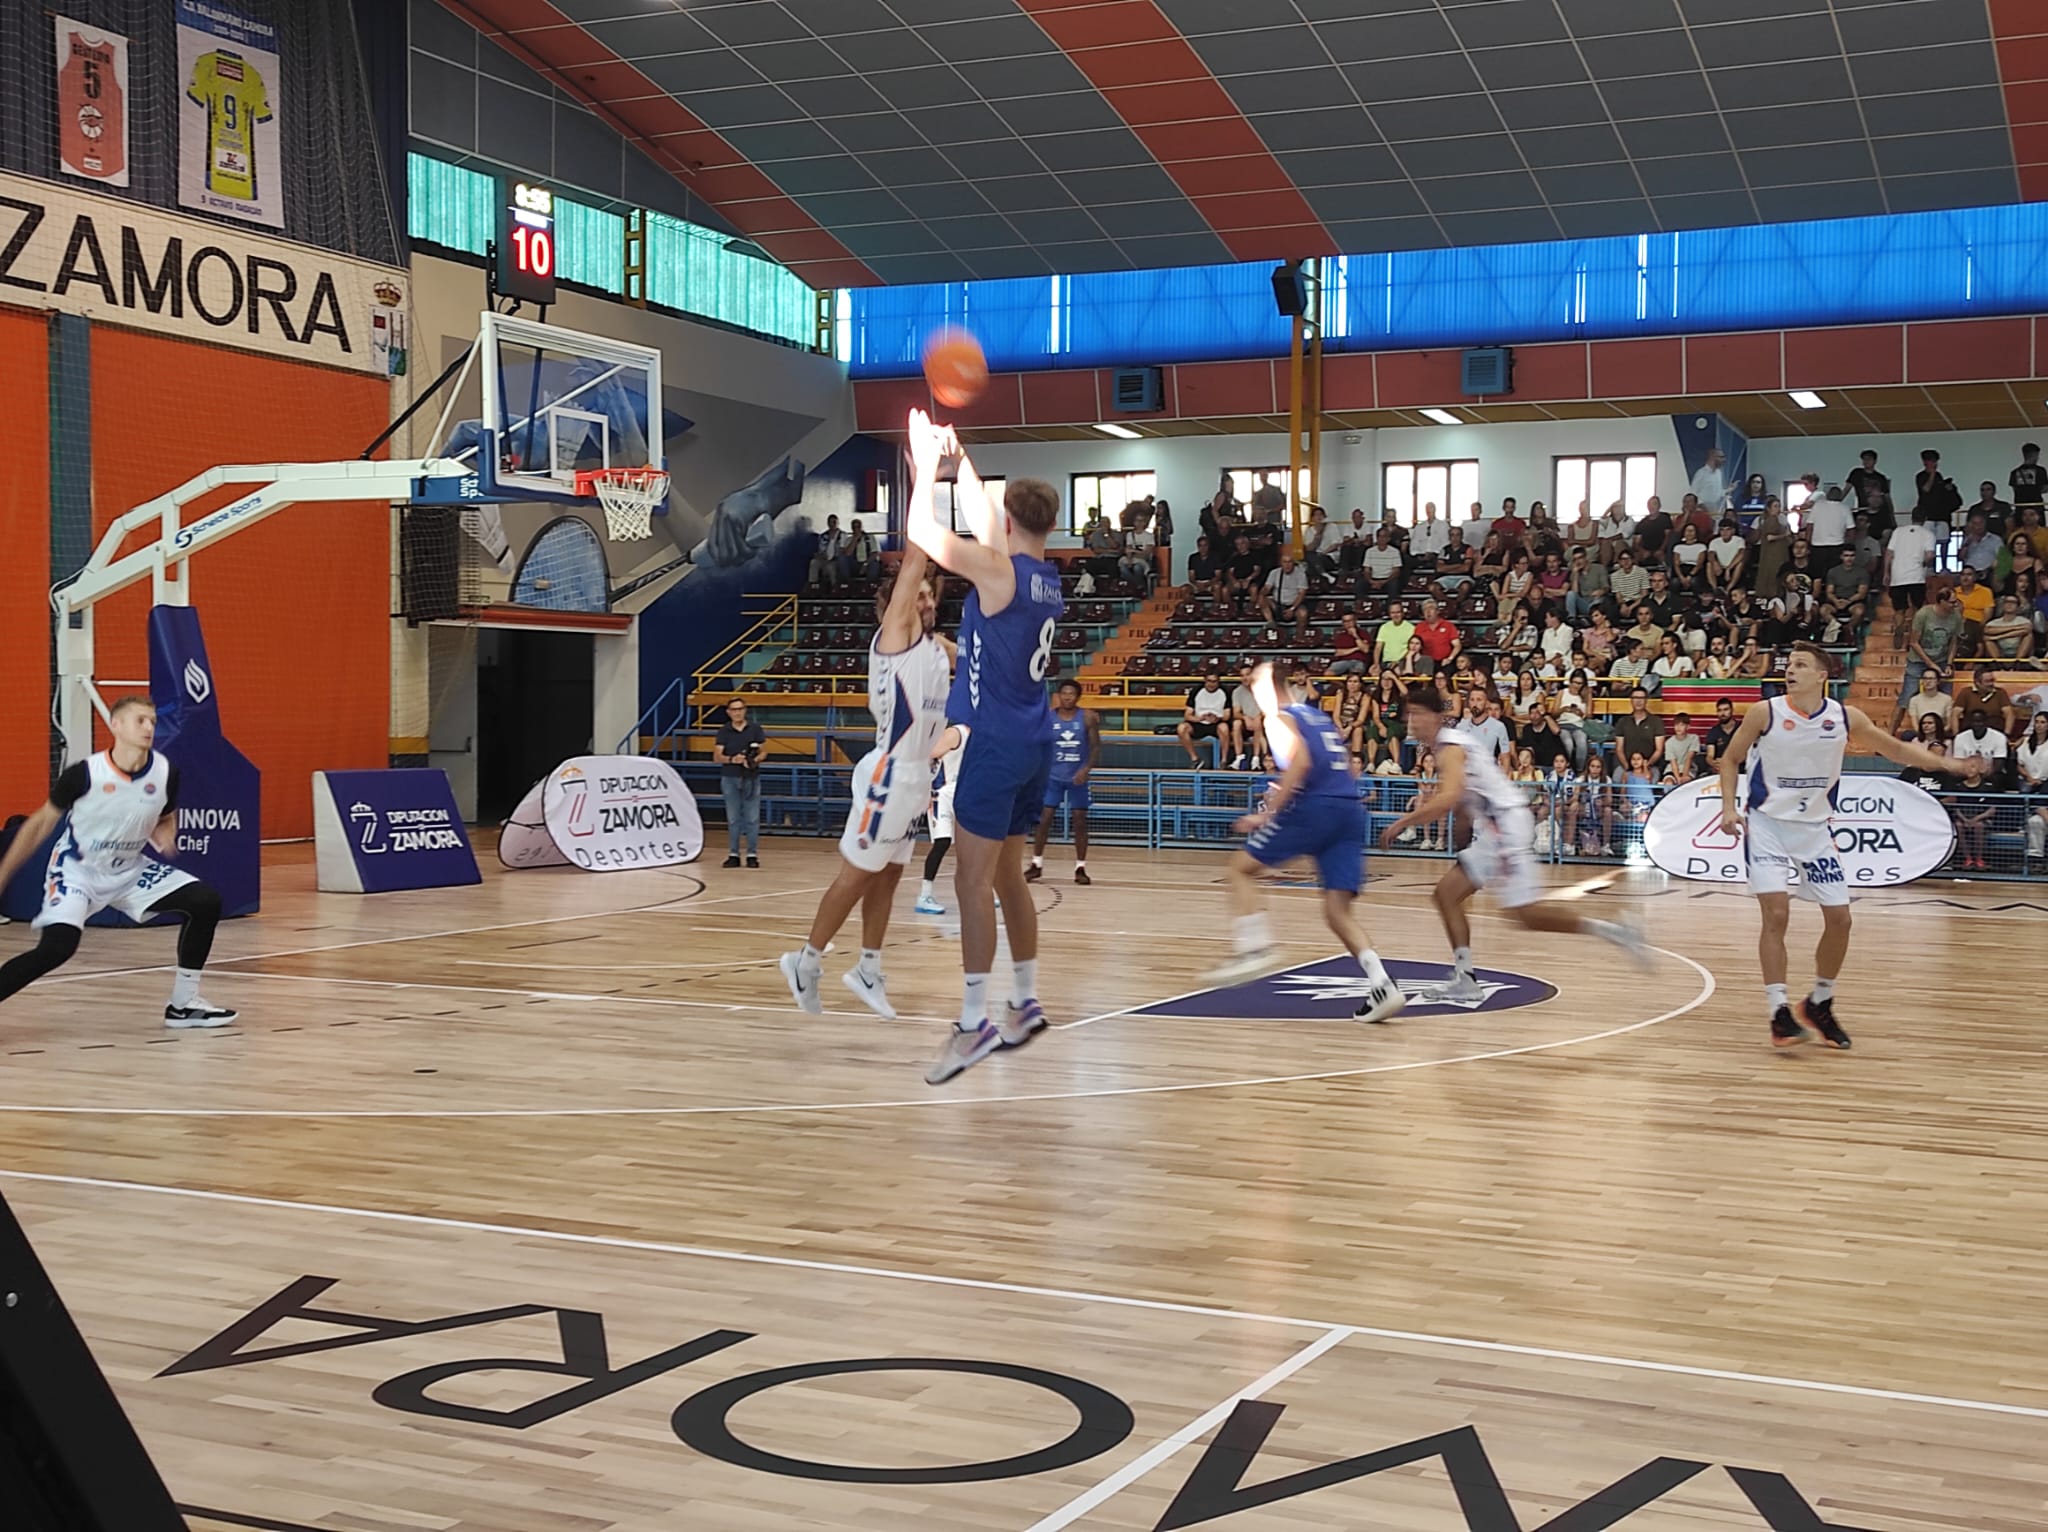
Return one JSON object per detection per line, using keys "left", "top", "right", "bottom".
{"left": 922, "top": 328, "right": 987, "bottom": 410}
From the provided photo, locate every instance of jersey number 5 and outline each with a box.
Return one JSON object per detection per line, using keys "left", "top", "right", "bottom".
{"left": 1029, "top": 618, "right": 1056, "bottom": 683}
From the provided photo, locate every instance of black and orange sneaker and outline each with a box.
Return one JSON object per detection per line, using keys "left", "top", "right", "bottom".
{"left": 1803, "top": 995, "right": 1852, "bottom": 1050}
{"left": 1771, "top": 1006, "right": 1808, "bottom": 1048}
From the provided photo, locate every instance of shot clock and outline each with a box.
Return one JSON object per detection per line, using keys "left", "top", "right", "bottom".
{"left": 493, "top": 180, "right": 557, "bottom": 305}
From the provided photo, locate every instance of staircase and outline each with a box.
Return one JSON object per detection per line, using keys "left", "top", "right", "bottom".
{"left": 1847, "top": 594, "right": 1906, "bottom": 720}
{"left": 1080, "top": 585, "right": 1180, "bottom": 688}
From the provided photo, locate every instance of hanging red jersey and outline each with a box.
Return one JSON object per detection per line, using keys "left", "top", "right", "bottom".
{"left": 57, "top": 26, "right": 128, "bottom": 185}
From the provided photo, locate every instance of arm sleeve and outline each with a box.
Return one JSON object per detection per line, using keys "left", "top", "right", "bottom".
{"left": 49, "top": 762, "right": 91, "bottom": 811}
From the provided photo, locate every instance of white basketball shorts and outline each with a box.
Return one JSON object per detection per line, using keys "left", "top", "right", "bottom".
{"left": 34, "top": 854, "right": 195, "bottom": 930}
{"left": 1744, "top": 812, "right": 1849, "bottom": 906}
{"left": 1456, "top": 805, "right": 1542, "bottom": 909}
{"left": 839, "top": 749, "right": 933, "bottom": 873}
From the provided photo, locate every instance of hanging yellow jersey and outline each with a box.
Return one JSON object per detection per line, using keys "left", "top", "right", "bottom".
{"left": 186, "top": 49, "right": 271, "bottom": 202}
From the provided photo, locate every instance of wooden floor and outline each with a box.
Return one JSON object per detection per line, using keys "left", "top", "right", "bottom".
{"left": 2, "top": 835, "right": 2044, "bottom": 1531}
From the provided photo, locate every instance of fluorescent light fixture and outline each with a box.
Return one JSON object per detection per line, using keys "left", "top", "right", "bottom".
{"left": 1420, "top": 408, "right": 1461, "bottom": 426}
{"left": 1093, "top": 422, "right": 1141, "bottom": 439}
{"left": 1789, "top": 390, "right": 1826, "bottom": 410}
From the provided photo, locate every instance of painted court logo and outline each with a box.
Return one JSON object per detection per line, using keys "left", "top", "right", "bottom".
{"left": 1136, "top": 956, "right": 1557, "bottom": 1022}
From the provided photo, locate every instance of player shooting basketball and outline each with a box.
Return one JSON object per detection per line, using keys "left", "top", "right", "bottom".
{"left": 0, "top": 697, "right": 237, "bottom": 1028}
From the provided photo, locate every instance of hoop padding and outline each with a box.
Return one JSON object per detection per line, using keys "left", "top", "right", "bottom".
{"left": 578, "top": 467, "right": 669, "bottom": 542}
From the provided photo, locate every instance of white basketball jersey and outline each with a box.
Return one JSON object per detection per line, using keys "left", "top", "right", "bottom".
{"left": 1438, "top": 722, "right": 1529, "bottom": 823}
{"left": 1745, "top": 695, "right": 1847, "bottom": 823}
{"left": 868, "top": 632, "right": 951, "bottom": 768}
{"left": 55, "top": 751, "right": 174, "bottom": 878}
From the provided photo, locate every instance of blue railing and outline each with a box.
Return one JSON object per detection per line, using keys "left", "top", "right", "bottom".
{"left": 673, "top": 760, "right": 2048, "bottom": 882}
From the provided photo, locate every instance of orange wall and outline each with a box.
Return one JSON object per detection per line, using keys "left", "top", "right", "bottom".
{"left": 0, "top": 310, "right": 50, "bottom": 812}
{"left": 91, "top": 330, "right": 391, "bottom": 839}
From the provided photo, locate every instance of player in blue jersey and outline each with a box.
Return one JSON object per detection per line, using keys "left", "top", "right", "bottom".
{"left": 904, "top": 409, "right": 1067, "bottom": 1084}
{"left": 1027, "top": 679, "right": 1101, "bottom": 885}
{"left": 1215, "top": 662, "right": 1405, "bottom": 1025}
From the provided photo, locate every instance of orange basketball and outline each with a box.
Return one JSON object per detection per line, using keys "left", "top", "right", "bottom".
{"left": 922, "top": 328, "right": 988, "bottom": 410}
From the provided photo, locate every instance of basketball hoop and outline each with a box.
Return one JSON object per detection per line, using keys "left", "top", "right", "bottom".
{"left": 576, "top": 466, "right": 669, "bottom": 542}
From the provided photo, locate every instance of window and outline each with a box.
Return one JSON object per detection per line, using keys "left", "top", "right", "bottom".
{"left": 1224, "top": 466, "right": 1314, "bottom": 528}
{"left": 1383, "top": 460, "right": 1480, "bottom": 527}
{"left": 1553, "top": 455, "right": 1657, "bottom": 524}
{"left": 936, "top": 477, "right": 1005, "bottom": 533}
{"left": 1069, "top": 471, "right": 1157, "bottom": 535}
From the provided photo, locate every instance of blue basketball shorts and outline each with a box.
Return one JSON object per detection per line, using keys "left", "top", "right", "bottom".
{"left": 1043, "top": 777, "right": 1091, "bottom": 812}
{"left": 1245, "top": 796, "right": 1367, "bottom": 894}
{"left": 955, "top": 733, "right": 1053, "bottom": 840}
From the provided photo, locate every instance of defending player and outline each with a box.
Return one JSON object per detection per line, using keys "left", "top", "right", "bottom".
{"left": 1214, "top": 663, "right": 1405, "bottom": 1025}
{"left": 916, "top": 724, "right": 966, "bottom": 915}
{"left": 778, "top": 513, "right": 950, "bottom": 1019}
{"left": 1384, "top": 683, "right": 1645, "bottom": 1000}
{"left": 1717, "top": 640, "right": 1982, "bottom": 1049}
{"left": 904, "top": 410, "right": 1066, "bottom": 1085}
{"left": 1027, "top": 679, "right": 1100, "bottom": 885}
{"left": 0, "top": 697, "right": 237, "bottom": 1028}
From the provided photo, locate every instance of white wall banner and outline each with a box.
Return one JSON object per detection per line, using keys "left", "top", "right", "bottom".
{"left": 176, "top": 0, "right": 283, "bottom": 228}
{"left": 0, "top": 170, "right": 406, "bottom": 374}
{"left": 54, "top": 17, "right": 131, "bottom": 187}
{"left": 499, "top": 756, "right": 703, "bottom": 872}
{"left": 1644, "top": 774, "right": 1955, "bottom": 890}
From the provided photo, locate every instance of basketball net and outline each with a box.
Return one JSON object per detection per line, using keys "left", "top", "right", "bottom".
{"left": 576, "top": 467, "right": 669, "bottom": 542}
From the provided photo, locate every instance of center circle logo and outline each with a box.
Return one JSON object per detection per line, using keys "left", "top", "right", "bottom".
{"left": 1135, "top": 957, "right": 1558, "bottom": 1021}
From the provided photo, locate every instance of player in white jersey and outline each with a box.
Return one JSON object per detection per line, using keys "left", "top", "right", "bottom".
{"left": 0, "top": 696, "right": 236, "bottom": 1028}
{"left": 1717, "top": 641, "right": 1979, "bottom": 1049}
{"left": 1383, "top": 683, "right": 1645, "bottom": 1002}
{"left": 916, "top": 725, "right": 968, "bottom": 914}
{"left": 779, "top": 534, "right": 951, "bottom": 1020}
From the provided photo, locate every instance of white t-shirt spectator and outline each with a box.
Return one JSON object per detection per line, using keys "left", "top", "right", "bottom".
{"left": 1707, "top": 532, "right": 1746, "bottom": 569}
{"left": 1264, "top": 563, "right": 1308, "bottom": 606}
{"left": 1362, "top": 545, "right": 1404, "bottom": 581}
{"left": 1690, "top": 464, "right": 1728, "bottom": 510}
{"left": 1187, "top": 685, "right": 1229, "bottom": 722}
{"left": 2017, "top": 735, "right": 2048, "bottom": 784}
{"left": 1410, "top": 518, "right": 1451, "bottom": 557}
{"left": 1952, "top": 725, "right": 2009, "bottom": 763}
{"left": 1804, "top": 495, "right": 1850, "bottom": 547}
{"left": 1886, "top": 524, "right": 1937, "bottom": 585}
{"left": 1652, "top": 653, "right": 1695, "bottom": 680}
{"left": 1541, "top": 624, "right": 1575, "bottom": 661}
{"left": 1596, "top": 507, "right": 1633, "bottom": 543}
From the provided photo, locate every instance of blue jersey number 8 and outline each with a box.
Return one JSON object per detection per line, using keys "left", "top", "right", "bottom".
{"left": 1029, "top": 618, "right": 1056, "bottom": 682}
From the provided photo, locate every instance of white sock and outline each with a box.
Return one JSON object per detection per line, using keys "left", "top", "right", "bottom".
{"left": 170, "top": 968, "right": 202, "bottom": 1008}
{"left": 1074, "top": 859, "right": 1085, "bottom": 870}
{"left": 1011, "top": 957, "right": 1038, "bottom": 1006}
{"left": 858, "top": 948, "right": 882, "bottom": 980}
{"left": 1030, "top": 855, "right": 1043, "bottom": 869}
{"left": 1355, "top": 948, "right": 1391, "bottom": 988}
{"left": 1766, "top": 982, "right": 1789, "bottom": 1017}
{"left": 920, "top": 880, "right": 936, "bottom": 899}
{"left": 960, "top": 974, "right": 989, "bottom": 1030}
{"left": 1233, "top": 913, "right": 1274, "bottom": 955}
{"left": 1811, "top": 976, "right": 1836, "bottom": 1003}
{"left": 799, "top": 943, "right": 823, "bottom": 975}
{"left": 1452, "top": 946, "right": 1474, "bottom": 977}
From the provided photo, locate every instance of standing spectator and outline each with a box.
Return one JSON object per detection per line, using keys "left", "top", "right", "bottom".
{"left": 714, "top": 697, "right": 766, "bottom": 868}
{"left": 1373, "top": 669, "right": 1409, "bottom": 770}
{"left": 1690, "top": 446, "right": 1730, "bottom": 515}
{"left": 1752, "top": 497, "right": 1793, "bottom": 599}
{"left": 2012, "top": 443, "right": 2047, "bottom": 524}
{"left": 1734, "top": 472, "right": 1771, "bottom": 523}
{"left": 808, "top": 514, "right": 846, "bottom": 588}
{"left": 1359, "top": 526, "right": 1405, "bottom": 596}
{"left": 1415, "top": 597, "right": 1461, "bottom": 667}
{"left": 1259, "top": 549, "right": 1312, "bottom": 640}
{"left": 1803, "top": 478, "right": 1851, "bottom": 558}
{"left": 1555, "top": 670, "right": 1593, "bottom": 770}
{"left": 1150, "top": 497, "right": 1173, "bottom": 569}
{"left": 1375, "top": 599, "right": 1417, "bottom": 669}
{"left": 1846, "top": 449, "right": 1890, "bottom": 523}
{"left": 1329, "top": 612, "right": 1369, "bottom": 675}
{"left": 1883, "top": 514, "right": 1938, "bottom": 636}
{"left": 1178, "top": 667, "right": 1231, "bottom": 766}
{"left": 1572, "top": 754, "right": 1616, "bottom": 856}
{"left": 1914, "top": 449, "right": 1962, "bottom": 561}
{"left": 1897, "top": 587, "right": 1964, "bottom": 723}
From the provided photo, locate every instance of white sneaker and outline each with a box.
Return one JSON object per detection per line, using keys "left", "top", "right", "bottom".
{"left": 925, "top": 1021, "right": 1002, "bottom": 1085}
{"left": 778, "top": 952, "right": 823, "bottom": 1014}
{"left": 841, "top": 967, "right": 897, "bottom": 1019}
{"left": 1427, "top": 971, "right": 1487, "bottom": 1006}
{"left": 164, "top": 999, "right": 237, "bottom": 1029}
{"left": 998, "top": 998, "right": 1047, "bottom": 1047}
{"left": 1353, "top": 981, "right": 1407, "bottom": 1025}
{"left": 915, "top": 892, "right": 947, "bottom": 914}
{"left": 1206, "top": 947, "right": 1282, "bottom": 985}
{"left": 1605, "top": 915, "right": 1653, "bottom": 971}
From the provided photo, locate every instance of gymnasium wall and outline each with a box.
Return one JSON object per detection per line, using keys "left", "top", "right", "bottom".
{"left": 0, "top": 310, "right": 51, "bottom": 810}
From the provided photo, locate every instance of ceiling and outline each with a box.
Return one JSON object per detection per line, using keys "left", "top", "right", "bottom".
{"left": 445, "top": 0, "right": 2048, "bottom": 290}
{"left": 925, "top": 379, "right": 2048, "bottom": 441}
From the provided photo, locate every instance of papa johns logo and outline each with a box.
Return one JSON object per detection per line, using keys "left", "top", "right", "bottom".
{"left": 1133, "top": 956, "right": 1558, "bottom": 1022}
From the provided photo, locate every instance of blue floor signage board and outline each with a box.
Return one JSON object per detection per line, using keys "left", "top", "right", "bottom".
{"left": 313, "top": 769, "right": 480, "bottom": 893}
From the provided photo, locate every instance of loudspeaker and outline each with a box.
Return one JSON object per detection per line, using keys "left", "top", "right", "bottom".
{"left": 0, "top": 1190, "right": 185, "bottom": 1529}
{"left": 1271, "top": 262, "right": 1308, "bottom": 317}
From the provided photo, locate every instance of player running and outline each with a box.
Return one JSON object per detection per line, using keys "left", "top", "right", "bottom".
{"left": 779, "top": 497, "right": 951, "bottom": 1019}
{"left": 1384, "top": 683, "right": 1645, "bottom": 1000}
{"left": 1027, "top": 679, "right": 1100, "bottom": 885}
{"left": 1717, "top": 640, "right": 1981, "bottom": 1049}
{"left": 0, "top": 696, "right": 237, "bottom": 1028}
{"left": 1213, "top": 663, "right": 1405, "bottom": 1025}
{"left": 904, "top": 410, "right": 1066, "bottom": 1085}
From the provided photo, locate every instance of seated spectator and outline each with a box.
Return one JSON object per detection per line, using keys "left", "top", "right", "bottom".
{"left": 1359, "top": 526, "right": 1404, "bottom": 595}
{"left": 1473, "top": 530, "right": 1510, "bottom": 589}
{"left": 1595, "top": 499, "right": 1634, "bottom": 564}
{"left": 1178, "top": 667, "right": 1231, "bottom": 767}
{"left": 1900, "top": 711, "right": 1950, "bottom": 785}
{"left": 1500, "top": 601, "right": 1538, "bottom": 655}
{"left": 1538, "top": 607, "right": 1575, "bottom": 665}
{"left": 1608, "top": 548, "right": 1650, "bottom": 613}
{"left": 1661, "top": 712, "right": 1701, "bottom": 783}
{"left": 808, "top": 514, "right": 846, "bottom": 588}
{"left": 2017, "top": 714, "right": 2048, "bottom": 863}
{"left": 1553, "top": 673, "right": 1592, "bottom": 770}
{"left": 1082, "top": 512, "right": 1122, "bottom": 579}
{"left": 1761, "top": 572, "right": 1815, "bottom": 647}
{"left": 1229, "top": 662, "right": 1268, "bottom": 772}
{"left": 1565, "top": 546, "right": 1609, "bottom": 621}
{"left": 1527, "top": 502, "right": 1564, "bottom": 562}
{"left": 1984, "top": 594, "right": 2034, "bottom": 659}
{"left": 1572, "top": 754, "right": 1616, "bottom": 856}
{"left": 1704, "top": 517, "right": 1748, "bottom": 591}
{"left": 1493, "top": 498, "right": 1527, "bottom": 549}
{"left": 1702, "top": 696, "right": 1739, "bottom": 768}
{"left": 1302, "top": 505, "right": 1337, "bottom": 579}
{"left": 1433, "top": 529, "right": 1476, "bottom": 595}
{"left": 1624, "top": 603, "right": 1665, "bottom": 658}
{"left": 1701, "top": 634, "right": 1737, "bottom": 678}
{"left": 1821, "top": 544, "right": 1871, "bottom": 633}
{"left": 1118, "top": 520, "right": 1154, "bottom": 586}
{"left": 1510, "top": 746, "right": 1543, "bottom": 787}
{"left": 1410, "top": 501, "right": 1452, "bottom": 562}
{"left": 1401, "top": 634, "right": 1437, "bottom": 679}
{"left": 1953, "top": 564, "right": 1994, "bottom": 650}
{"left": 1610, "top": 636, "right": 1651, "bottom": 687}
{"left": 1375, "top": 598, "right": 1417, "bottom": 668}
{"left": 1633, "top": 498, "right": 1675, "bottom": 563}
{"left": 1415, "top": 597, "right": 1461, "bottom": 666}
{"left": 1506, "top": 670, "right": 1545, "bottom": 730}
{"left": 1952, "top": 706, "right": 2010, "bottom": 780}
{"left": 1186, "top": 534, "right": 1220, "bottom": 600}
{"left": 1733, "top": 636, "right": 1773, "bottom": 678}
{"left": 1953, "top": 666, "right": 2015, "bottom": 736}
{"left": 1521, "top": 706, "right": 1564, "bottom": 769}
{"left": 1651, "top": 633, "right": 1694, "bottom": 682}
{"left": 1535, "top": 550, "right": 1570, "bottom": 611}
{"left": 1336, "top": 508, "right": 1371, "bottom": 575}
{"left": 845, "top": 519, "right": 880, "bottom": 581}
{"left": 1613, "top": 687, "right": 1662, "bottom": 770}
{"left": 1223, "top": 533, "right": 1261, "bottom": 613}
{"left": 1495, "top": 549, "right": 1536, "bottom": 621}
{"left": 1670, "top": 522, "right": 1709, "bottom": 594}
{"left": 1582, "top": 608, "right": 1618, "bottom": 669}
{"left": 1329, "top": 612, "right": 1369, "bottom": 675}
{"left": 1332, "top": 672, "right": 1372, "bottom": 765}
{"left": 1564, "top": 505, "right": 1601, "bottom": 565}
{"left": 1373, "top": 668, "right": 1408, "bottom": 770}
{"left": 1620, "top": 752, "right": 1659, "bottom": 838}
{"left": 1899, "top": 669, "right": 1952, "bottom": 737}
{"left": 1259, "top": 550, "right": 1312, "bottom": 640}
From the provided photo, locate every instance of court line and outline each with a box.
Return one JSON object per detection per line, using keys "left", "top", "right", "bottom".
{"left": 6, "top": 1168, "right": 2045, "bottom": 1422}
{"left": 1022, "top": 1326, "right": 1356, "bottom": 1532}
{"left": 0, "top": 952, "right": 1715, "bottom": 1118}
